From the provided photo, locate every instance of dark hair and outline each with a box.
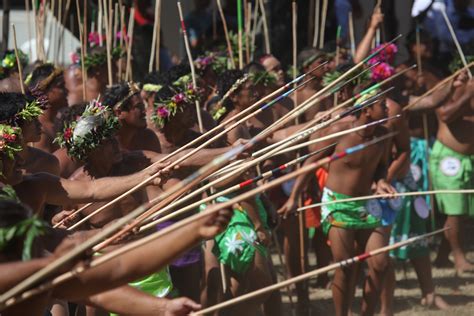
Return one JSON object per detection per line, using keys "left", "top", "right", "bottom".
{"left": 0, "top": 200, "right": 30, "bottom": 228}
{"left": 163, "top": 64, "right": 191, "bottom": 85}
{"left": 102, "top": 82, "right": 135, "bottom": 111}
{"left": 297, "top": 47, "right": 326, "bottom": 70}
{"left": 143, "top": 71, "right": 167, "bottom": 85}
{"left": 54, "top": 102, "right": 88, "bottom": 135}
{"left": 243, "top": 62, "right": 266, "bottom": 74}
{"left": 0, "top": 92, "right": 34, "bottom": 126}
{"left": 214, "top": 69, "right": 244, "bottom": 122}
{"left": 27, "top": 63, "right": 60, "bottom": 90}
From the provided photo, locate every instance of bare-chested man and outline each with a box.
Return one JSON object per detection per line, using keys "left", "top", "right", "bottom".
{"left": 279, "top": 92, "right": 396, "bottom": 316}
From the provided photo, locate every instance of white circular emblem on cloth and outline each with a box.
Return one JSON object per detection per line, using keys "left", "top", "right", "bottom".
{"left": 414, "top": 197, "right": 430, "bottom": 219}
{"left": 440, "top": 157, "right": 461, "bottom": 177}
{"left": 410, "top": 164, "right": 422, "bottom": 183}
{"left": 367, "top": 199, "right": 382, "bottom": 218}
{"left": 388, "top": 197, "right": 403, "bottom": 211}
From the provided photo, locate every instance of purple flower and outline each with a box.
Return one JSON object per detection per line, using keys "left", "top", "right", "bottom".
{"left": 157, "top": 107, "right": 169, "bottom": 118}
{"left": 172, "top": 93, "right": 185, "bottom": 104}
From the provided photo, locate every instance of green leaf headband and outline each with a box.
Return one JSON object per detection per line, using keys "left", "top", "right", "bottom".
{"left": 54, "top": 100, "right": 119, "bottom": 161}
{"left": 0, "top": 99, "right": 43, "bottom": 127}
{"left": 77, "top": 46, "right": 125, "bottom": 70}
{"left": 248, "top": 71, "right": 277, "bottom": 87}
{"left": 142, "top": 83, "right": 163, "bottom": 93}
{"left": 0, "top": 214, "right": 47, "bottom": 261}
{"left": 0, "top": 50, "right": 29, "bottom": 80}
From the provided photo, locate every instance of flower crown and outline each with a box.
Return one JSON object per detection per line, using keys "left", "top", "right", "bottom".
{"left": 0, "top": 124, "right": 22, "bottom": 160}
{"left": 211, "top": 74, "right": 250, "bottom": 121}
{"left": 0, "top": 50, "right": 28, "bottom": 80}
{"left": 322, "top": 68, "right": 370, "bottom": 87}
{"left": 194, "top": 52, "right": 229, "bottom": 76}
{"left": 71, "top": 46, "right": 125, "bottom": 70}
{"left": 152, "top": 76, "right": 202, "bottom": 129}
{"left": 54, "top": 100, "right": 119, "bottom": 161}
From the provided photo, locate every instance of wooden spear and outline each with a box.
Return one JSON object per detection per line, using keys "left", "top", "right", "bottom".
{"left": 192, "top": 228, "right": 447, "bottom": 315}
{"left": 217, "top": 0, "right": 235, "bottom": 69}
{"left": 11, "top": 24, "right": 26, "bottom": 95}
{"left": 177, "top": 1, "right": 204, "bottom": 133}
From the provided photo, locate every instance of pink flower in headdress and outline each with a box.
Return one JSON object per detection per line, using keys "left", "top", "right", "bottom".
{"left": 70, "top": 52, "right": 80, "bottom": 64}
{"left": 88, "top": 32, "right": 102, "bottom": 47}
{"left": 2, "top": 133, "right": 16, "bottom": 143}
{"left": 157, "top": 107, "right": 169, "bottom": 118}
{"left": 116, "top": 31, "right": 129, "bottom": 42}
{"left": 63, "top": 128, "right": 73, "bottom": 141}
{"left": 172, "top": 93, "right": 185, "bottom": 104}
{"left": 368, "top": 43, "right": 398, "bottom": 65}
{"left": 371, "top": 62, "right": 394, "bottom": 82}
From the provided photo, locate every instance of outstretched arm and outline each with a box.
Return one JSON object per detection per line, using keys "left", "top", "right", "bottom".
{"left": 353, "top": 6, "right": 383, "bottom": 63}
{"left": 436, "top": 81, "right": 474, "bottom": 123}
{"left": 51, "top": 208, "right": 232, "bottom": 300}
{"left": 42, "top": 164, "right": 167, "bottom": 206}
{"left": 82, "top": 285, "right": 201, "bottom": 316}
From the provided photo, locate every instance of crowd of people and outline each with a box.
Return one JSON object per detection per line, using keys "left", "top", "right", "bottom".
{"left": 0, "top": 1, "right": 473, "bottom": 316}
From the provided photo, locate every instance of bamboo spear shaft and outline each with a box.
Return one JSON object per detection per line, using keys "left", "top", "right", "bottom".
{"left": 349, "top": 11, "right": 355, "bottom": 56}
{"left": 258, "top": 0, "right": 270, "bottom": 54}
{"left": 192, "top": 227, "right": 447, "bottom": 315}
{"left": 177, "top": 1, "right": 204, "bottom": 133}
{"left": 148, "top": 0, "right": 160, "bottom": 72}
{"left": 237, "top": 0, "right": 244, "bottom": 69}
{"left": 245, "top": 1, "right": 251, "bottom": 64}
{"left": 113, "top": 3, "right": 119, "bottom": 48}
{"left": 297, "top": 190, "right": 474, "bottom": 212}
{"left": 155, "top": 0, "right": 162, "bottom": 71}
{"left": 312, "top": 0, "right": 320, "bottom": 47}
{"left": 66, "top": 76, "right": 318, "bottom": 230}
{"left": 403, "top": 62, "right": 474, "bottom": 111}
{"left": 54, "top": 68, "right": 322, "bottom": 229}
{"left": 250, "top": 0, "right": 259, "bottom": 60}
{"left": 216, "top": 0, "right": 235, "bottom": 69}
{"left": 25, "top": 0, "right": 33, "bottom": 58}
{"left": 11, "top": 24, "right": 25, "bottom": 95}
{"left": 125, "top": 7, "right": 136, "bottom": 82}
{"left": 439, "top": 7, "right": 472, "bottom": 79}
{"left": 102, "top": 0, "right": 113, "bottom": 86}
{"left": 139, "top": 143, "right": 337, "bottom": 232}
{"left": 319, "top": 0, "right": 328, "bottom": 49}
{"left": 75, "top": 0, "right": 87, "bottom": 100}
{"left": 0, "top": 134, "right": 391, "bottom": 308}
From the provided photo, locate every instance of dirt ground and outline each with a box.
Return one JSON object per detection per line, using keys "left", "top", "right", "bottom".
{"left": 272, "top": 239, "right": 474, "bottom": 315}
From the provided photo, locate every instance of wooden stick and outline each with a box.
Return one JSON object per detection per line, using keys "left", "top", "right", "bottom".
{"left": 245, "top": 1, "right": 252, "bottom": 64}
{"left": 319, "top": 0, "right": 328, "bottom": 49}
{"left": 125, "top": 7, "right": 135, "bottom": 82}
{"left": 237, "top": 0, "right": 244, "bottom": 69}
{"left": 177, "top": 1, "right": 204, "bottom": 133}
{"left": 298, "top": 190, "right": 474, "bottom": 211}
{"left": 192, "top": 228, "right": 448, "bottom": 315}
{"left": 349, "top": 11, "right": 355, "bottom": 56}
{"left": 439, "top": 7, "right": 472, "bottom": 79}
{"left": 312, "top": 0, "right": 320, "bottom": 47}
{"left": 149, "top": 0, "right": 160, "bottom": 73}
{"left": 75, "top": 0, "right": 87, "bottom": 101}
{"left": 102, "top": 0, "right": 113, "bottom": 86}
{"left": 403, "top": 61, "right": 474, "bottom": 111}
{"left": 258, "top": 0, "right": 270, "bottom": 54}
{"left": 113, "top": 3, "right": 119, "bottom": 48}
{"left": 11, "top": 24, "right": 26, "bottom": 95}
{"left": 250, "top": 0, "right": 259, "bottom": 61}
{"left": 57, "top": 0, "right": 72, "bottom": 61}
{"left": 25, "top": 0, "right": 33, "bottom": 58}
{"left": 118, "top": 3, "right": 125, "bottom": 81}
{"left": 98, "top": 0, "right": 103, "bottom": 47}
{"left": 217, "top": 0, "right": 235, "bottom": 69}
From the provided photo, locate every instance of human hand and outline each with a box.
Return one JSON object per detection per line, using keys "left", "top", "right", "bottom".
{"left": 369, "top": 7, "right": 384, "bottom": 30}
{"left": 256, "top": 227, "right": 271, "bottom": 247}
{"left": 52, "top": 209, "right": 79, "bottom": 229}
{"left": 453, "top": 70, "right": 469, "bottom": 88}
{"left": 277, "top": 197, "right": 298, "bottom": 219}
{"left": 146, "top": 162, "right": 175, "bottom": 186}
{"left": 51, "top": 232, "right": 91, "bottom": 273}
{"left": 198, "top": 207, "right": 233, "bottom": 239}
{"left": 375, "top": 179, "right": 397, "bottom": 196}
{"left": 164, "top": 297, "right": 201, "bottom": 316}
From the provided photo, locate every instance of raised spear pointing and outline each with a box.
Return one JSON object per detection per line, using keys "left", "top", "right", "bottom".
{"left": 191, "top": 228, "right": 448, "bottom": 315}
